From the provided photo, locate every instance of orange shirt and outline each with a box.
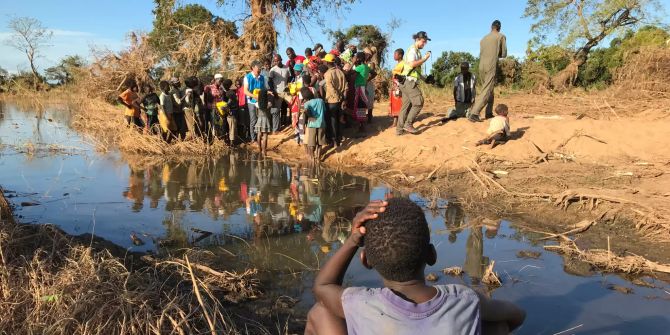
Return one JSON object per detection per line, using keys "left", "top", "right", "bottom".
{"left": 119, "top": 89, "right": 140, "bottom": 117}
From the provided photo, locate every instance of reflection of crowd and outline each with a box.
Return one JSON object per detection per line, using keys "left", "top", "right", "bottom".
{"left": 122, "top": 152, "right": 371, "bottom": 247}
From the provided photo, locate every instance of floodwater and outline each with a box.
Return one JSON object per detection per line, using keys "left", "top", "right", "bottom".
{"left": 1, "top": 101, "right": 669, "bottom": 334}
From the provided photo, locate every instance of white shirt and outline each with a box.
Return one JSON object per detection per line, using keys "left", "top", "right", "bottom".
{"left": 487, "top": 115, "right": 510, "bottom": 136}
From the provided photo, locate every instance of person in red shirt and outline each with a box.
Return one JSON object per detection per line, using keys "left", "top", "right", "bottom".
{"left": 235, "top": 77, "right": 249, "bottom": 142}
{"left": 286, "top": 47, "right": 306, "bottom": 81}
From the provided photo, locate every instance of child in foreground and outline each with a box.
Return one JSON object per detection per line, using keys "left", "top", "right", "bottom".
{"left": 306, "top": 198, "right": 525, "bottom": 335}
{"left": 476, "top": 104, "right": 510, "bottom": 148}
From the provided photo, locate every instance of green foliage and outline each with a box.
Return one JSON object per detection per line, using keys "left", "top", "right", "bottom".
{"left": 524, "top": 0, "right": 662, "bottom": 49}
{"left": 497, "top": 57, "right": 521, "bottom": 86}
{"left": 148, "top": 1, "right": 236, "bottom": 73}
{"left": 576, "top": 25, "right": 669, "bottom": 88}
{"left": 429, "top": 51, "right": 478, "bottom": 88}
{"left": 327, "top": 25, "right": 390, "bottom": 66}
{"left": 44, "top": 55, "right": 86, "bottom": 85}
{"left": 526, "top": 45, "right": 572, "bottom": 75}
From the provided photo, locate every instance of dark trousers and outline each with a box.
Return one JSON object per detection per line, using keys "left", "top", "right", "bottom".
{"left": 172, "top": 112, "right": 187, "bottom": 140}
{"left": 326, "top": 103, "right": 342, "bottom": 145}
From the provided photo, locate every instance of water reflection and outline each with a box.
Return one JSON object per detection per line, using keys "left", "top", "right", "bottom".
{"left": 120, "top": 152, "right": 371, "bottom": 250}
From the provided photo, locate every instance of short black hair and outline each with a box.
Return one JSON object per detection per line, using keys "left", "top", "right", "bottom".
{"left": 394, "top": 48, "right": 404, "bottom": 57}
{"left": 492, "top": 20, "right": 501, "bottom": 31}
{"left": 184, "top": 76, "right": 199, "bottom": 89}
{"left": 318, "top": 64, "right": 328, "bottom": 74}
{"left": 364, "top": 198, "right": 430, "bottom": 282}
{"left": 159, "top": 80, "right": 170, "bottom": 92}
{"left": 222, "top": 79, "right": 233, "bottom": 90}
{"left": 305, "top": 48, "right": 313, "bottom": 56}
{"left": 300, "top": 87, "right": 314, "bottom": 101}
{"left": 355, "top": 51, "right": 366, "bottom": 62}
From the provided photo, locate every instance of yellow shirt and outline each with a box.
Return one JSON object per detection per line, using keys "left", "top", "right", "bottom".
{"left": 392, "top": 61, "right": 405, "bottom": 76}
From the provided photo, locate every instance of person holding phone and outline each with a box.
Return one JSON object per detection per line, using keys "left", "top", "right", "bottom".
{"left": 397, "top": 31, "right": 432, "bottom": 136}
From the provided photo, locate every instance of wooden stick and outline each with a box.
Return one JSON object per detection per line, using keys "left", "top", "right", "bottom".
{"left": 185, "top": 255, "right": 217, "bottom": 335}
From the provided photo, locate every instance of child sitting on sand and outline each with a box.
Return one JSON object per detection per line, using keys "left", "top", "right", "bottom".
{"left": 306, "top": 197, "right": 525, "bottom": 335}
{"left": 476, "top": 104, "right": 511, "bottom": 148}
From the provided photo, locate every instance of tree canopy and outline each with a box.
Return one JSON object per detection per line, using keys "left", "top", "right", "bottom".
{"left": 524, "top": 0, "right": 663, "bottom": 89}
{"left": 5, "top": 17, "right": 52, "bottom": 89}
{"left": 328, "top": 25, "right": 391, "bottom": 66}
{"left": 45, "top": 55, "right": 86, "bottom": 85}
{"left": 429, "top": 51, "right": 478, "bottom": 87}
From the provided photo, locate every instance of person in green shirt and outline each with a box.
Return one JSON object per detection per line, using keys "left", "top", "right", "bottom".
{"left": 352, "top": 52, "right": 376, "bottom": 132}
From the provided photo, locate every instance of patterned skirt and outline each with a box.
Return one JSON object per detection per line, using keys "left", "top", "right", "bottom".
{"left": 353, "top": 86, "right": 369, "bottom": 123}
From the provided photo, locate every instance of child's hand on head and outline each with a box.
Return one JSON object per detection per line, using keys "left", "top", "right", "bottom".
{"left": 349, "top": 200, "right": 387, "bottom": 246}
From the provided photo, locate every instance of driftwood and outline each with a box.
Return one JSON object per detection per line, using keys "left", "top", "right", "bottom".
{"left": 545, "top": 241, "right": 670, "bottom": 275}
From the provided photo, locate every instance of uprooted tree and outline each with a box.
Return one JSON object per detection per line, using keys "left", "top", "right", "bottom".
{"left": 524, "top": 0, "right": 662, "bottom": 90}
{"left": 5, "top": 17, "right": 53, "bottom": 90}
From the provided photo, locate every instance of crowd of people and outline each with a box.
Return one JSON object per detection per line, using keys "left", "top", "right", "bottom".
{"left": 116, "top": 18, "right": 525, "bottom": 334}
{"left": 118, "top": 20, "right": 512, "bottom": 162}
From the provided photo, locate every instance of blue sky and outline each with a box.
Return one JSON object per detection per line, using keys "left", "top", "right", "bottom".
{"left": 1, "top": 0, "right": 668, "bottom": 73}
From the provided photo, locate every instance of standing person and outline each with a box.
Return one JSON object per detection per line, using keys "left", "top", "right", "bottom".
{"left": 467, "top": 20, "right": 507, "bottom": 122}
{"left": 397, "top": 31, "right": 432, "bottom": 136}
{"left": 301, "top": 87, "right": 327, "bottom": 162}
{"left": 222, "top": 79, "right": 239, "bottom": 146}
{"left": 235, "top": 78, "right": 248, "bottom": 141}
{"left": 442, "top": 62, "right": 477, "bottom": 123}
{"left": 364, "top": 47, "right": 379, "bottom": 124}
{"left": 255, "top": 89, "right": 272, "bottom": 156}
{"left": 158, "top": 80, "right": 176, "bottom": 142}
{"left": 117, "top": 79, "right": 143, "bottom": 129}
{"left": 353, "top": 52, "right": 373, "bottom": 133}
{"left": 285, "top": 47, "right": 305, "bottom": 79}
{"left": 330, "top": 40, "right": 345, "bottom": 57}
{"left": 322, "top": 53, "right": 347, "bottom": 147}
{"left": 389, "top": 48, "right": 405, "bottom": 127}
{"left": 139, "top": 84, "right": 160, "bottom": 134}
{"left": 269, "top": 54, "right": 291, "bottom": 132}
{"left": 261, "top": 58, "right": 271, "bottom": 80}
{"left": 244, "top": 60, "right": 269, "bottom": 142}
{"left": 169, "top": 77, "right": 187, "bottom": 140}
{"left": 205, "top": 74, "right": 225, "bottom": 138}
{"left": 183, "top": 76, "right": 206, "bottom": 138}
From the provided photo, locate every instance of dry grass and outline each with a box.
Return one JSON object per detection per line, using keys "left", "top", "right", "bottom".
{"left": 0, "top": 187, "right": 271, "bottom": 335}
{"left": 615, "top": 46, "right": 670, "bottom": 98}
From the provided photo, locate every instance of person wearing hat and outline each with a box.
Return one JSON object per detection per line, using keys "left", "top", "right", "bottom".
{"left": 397, "top": 31, "right": 432, "bottom": 136}
{"left": 243, "top": 60, "right": 270, "bottom": 142}
{"left": 269, "top": 54, "right": 291, "bottom": 132}
{"left": 169, "top": 77, "right": 188, "bottom": 140}
{"left": 322, "top": 53, "right": 347, "bottom": 147}
{"left": 467, "top": 20, "right": 507, "bottom": 122}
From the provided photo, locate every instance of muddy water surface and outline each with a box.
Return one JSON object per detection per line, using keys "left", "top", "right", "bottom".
{"left": 1, "top": 102, "right": 669, "bottom": 334}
